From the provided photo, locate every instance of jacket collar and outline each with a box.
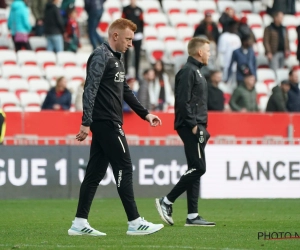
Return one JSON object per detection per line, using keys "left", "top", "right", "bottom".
{"left": 104, "top": 42, "right": 122, "bottom": 59}
{"left": 187, "top": 56, "right": 204, "bottom": 69}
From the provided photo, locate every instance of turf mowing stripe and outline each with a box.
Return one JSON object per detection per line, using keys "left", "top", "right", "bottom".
{"left": 0, "top": 244, "right": 253, "bottom": 250}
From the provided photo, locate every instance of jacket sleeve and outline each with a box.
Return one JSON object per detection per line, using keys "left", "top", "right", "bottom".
{"left": 23, "top": 7, "right": 32, "bottom": 33}
{"left": 229, "top": 88, "right": 242, "bottom": 111}
{"left": 252, "top": 50, "right": 257, "bottom": 79}
{"left": 263, "top": 26, "right": 272, "bottom": 54}
{"left": 176, "top": 69, "right": 197, "bottom": 128}
{"left": 82, "top": 49, "right": 108, "bottom": 126}
{"left": 123, "top": 80, "right": 149, "bottom": 120}
{"left": 284, "top": 27, "right": 290, "bottom": 52}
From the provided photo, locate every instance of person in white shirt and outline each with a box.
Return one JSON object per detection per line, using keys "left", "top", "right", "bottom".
{"left": 218, "top": 20, "right": 241, "bottom": 83}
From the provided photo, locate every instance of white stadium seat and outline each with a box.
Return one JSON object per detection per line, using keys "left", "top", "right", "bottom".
{"left": 138, "top": 0, "right": 161, "bottom": 14}
{"left": 0, "top": 92, "right": 20, "bottom": 108}
{"left": 29, "top": 36, "right": 47, "bottom": 51}
{"left": 0, "top": 50, "right": 17, "bottom": 65}
{"left": 157, "top": 26, "right": 177, "bottom": 41}
{"left": 176, "top": 26, "right": 194, "bottom": 42}
{"left": 162, "top": 0, "right": 182, "bottom": 15}
{"left": 21, "top": 65, "right": 43, "bottom": 81}
{"left": 217, "top": 1, "right": 235, "bottom": 13}
{"left": 187, "top": 13, "right": 204, "bottom": 30}
{"left": 103, "top": 0, "right": 122, "bottom": 15}
{"left": 182, "top": 0, "right": 198, "bottom": 14}
{"left": 65, "top": 67, "right": 85, "bottom": 81}
{"left": 246, "top": 14, "right": 263, "bottom": 29}
{"left": 257, "top": 69, "right": 276, "bottom": 86}
{"left": 144, "top": 26, "right": 159, "bottom": 41}
{"left": 8, "top": 79, "right": 29, "bottom": 98}
{"left": 198, "top": 0, "right": 217, "bottom": 13}
{"left": 0, "top": 79, "right": 9, "bottom": 93}
{"left": 259, "top": 96, "right": 269, "bottom": 112}
{"left": 17, "top": 50, "right": 37, "bottom": 66}
{"left": 56, "top": 51, "right": 77, "bottom": 67}
{"left": 144, "top": 13, "right": 168, "bottom": 28}
{"left": 165, "top": 40, "right": 186, "bottom": 64}
{"left": 19, "top": 92, "right": 41, "bottom": 107}
{"left": 168, "top": 13, "right": 189, "bottom": 28}
{"left": 76, "top": 52, "right": 90, "bottom": 68}
{"left": 1, "top": 65, "right": 22, "bottom": 79}
{"left": 36, "top": 51, "right": 57, "bottom": 69}
{"left": 29, "top": 79, "right": 50, "bottom": 95}
{"left": 144, "top": 40, "right": 166, "bottom": 64}
{"left": 45, "top": 66, "right": 65, "bottom": 81}
{"left": 235, "top": 1, "right": 253, "bottom": 14}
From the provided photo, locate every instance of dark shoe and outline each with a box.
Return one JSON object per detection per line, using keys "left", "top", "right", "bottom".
{"left": 184, "top": 216, "right": 215, "bottom": 227}
{"left": 155, "top": 197, "right": 174, "bottom": 226}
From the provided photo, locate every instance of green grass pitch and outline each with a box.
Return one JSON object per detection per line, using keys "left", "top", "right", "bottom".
{"left": 1, "top": 199, "right": 300, "bottom": 250}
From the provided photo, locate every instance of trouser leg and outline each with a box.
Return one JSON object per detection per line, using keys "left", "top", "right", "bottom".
{"left": 94, "top": 121, "right": 140, "bottom": 221}
{"left": 167, "top": 125, "right": 209, "bottom": 213}
{"left": 75, "top": 128, "right": 109, "bottom": 219}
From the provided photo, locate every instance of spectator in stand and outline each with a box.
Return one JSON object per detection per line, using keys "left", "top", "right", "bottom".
{"left": 287, "top": 69, "right": 300, "bottom": 112}
{"left": 207, "top": 70, "right": 224, "bottom": 111}
{"left": 219, "top": 7, "right": 238, "bottom": 33}
{"left": 266, "top": 80, "right": 290, "bottom": 112}
{"left": 75, "top": 81, "right": 85, "bottom": 111}
{"left": 42, "top": 76, "right": 72, "bottom": 110}
{"left": 44, "top": 0, "right": 65, "bottom": 53}
{"left": 266, "top": 0, "right": 296, "bottom": 16}
{"left": 194, "top": 11, "right": 219, "bottom": 44}
{"left": 8, "top": 0, "right": 32, "bottom": 52}
{"left": 122, "top": 0, "right": 144, "bottom": 80}
{"left": 0, "top": 0, "right": 6, "bottom": 8}
{"left": 64, "top": 8, "right": 80, "bottom": 52}
{"left": 227, "top": 35, "right": 257, "bottom": 86}
{"left": 218, "top": 20, "right": 241, "bottom": 82}
{"left": 123, "top": 77, "right": 138, "bottom": 113}
{"left": 263, "top": 11, "right": 290, "bottom": 71}
{"left": 238, "top": 16, "right": 256, "bottom": 45}
{"left": 31, "top": 0, "right": 47, "bottom": 36}
{"left": 0, "top": 104, "right": 6, "bottom": 145}
{"left": 138, "top": 68, "right": 155, "bottom": 111}
{"left": 150, "top": 60, "right": 174, "bottom": 111}
{"left": 85, "top": 0, "right": 106, "bottom": 50}
{"left": 60, "top": 0, "right": 75, "bottom": 24}
{"left": 229, "top": 74, "right": 258, "bottom": 112}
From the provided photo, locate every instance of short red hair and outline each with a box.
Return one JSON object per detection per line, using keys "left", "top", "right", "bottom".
{"left": 108, "top": 18, "right": 137, "bottom": 34}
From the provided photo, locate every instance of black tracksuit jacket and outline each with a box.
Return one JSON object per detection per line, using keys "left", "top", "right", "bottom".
{"left": 174, "top": 56, "right": 208, "bottom": 130}
{"left": 82, "top": 43, "right": 149, "bottom": 126}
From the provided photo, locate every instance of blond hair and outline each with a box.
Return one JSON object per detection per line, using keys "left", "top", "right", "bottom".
{"left": 108, "top": 18, "right": 137, "bottom": 35}
{"left": 187, "top": 37, "right": 210, "bottom": 56}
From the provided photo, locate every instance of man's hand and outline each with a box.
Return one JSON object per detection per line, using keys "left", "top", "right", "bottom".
{"left": 76, "top": 125, "right": 90, "bottom": 141}
{"left": 53, "top": 104, "right": 61, "bottom": 110}
{"left": 145, "top": 114, "right": 162, "bottom": 127}
{"left": 192, "top": 125, "right": 197, "bottom": 134}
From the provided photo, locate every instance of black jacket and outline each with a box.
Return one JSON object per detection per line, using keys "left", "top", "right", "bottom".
{"left": 82, "top": 42, "right": 149, "bottom": 126}
{"left": 44, "top": 2, "right": 64, "bottom": 35}
{"left": 122, "top": 5, "right": 144, "bottom": 34}
{"left": 174, "top": 56, "right": 208, "bottom": 130}
{"left": 207, "top": 83, "right": 224, "bottom": 111}
{"left": 219, "top": 13, "right": 235, "bottom": 33}
{"left": 266, "top": 85, "right": 287, "bottom": 112}
{"left": 287, "top": 83, "right": 300, "bottom": 112}
{"left": 194, "top": 21, "right": 219, "bottom": 43}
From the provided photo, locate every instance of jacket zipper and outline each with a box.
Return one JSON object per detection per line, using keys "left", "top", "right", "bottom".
{"left": 198, "top": 143, "right": 201, "bottom": 158}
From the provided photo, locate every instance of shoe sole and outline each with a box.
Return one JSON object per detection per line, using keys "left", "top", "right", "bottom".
{"left": 68, "top": 229, "right": 106, "bottom": 236}
{"left": 184, "top": 224, "right": 216, "bottom": 227}
{"left": 155, "top": 199, "right": 174, "bottom": 226}
{"left": 126, "top": 224, "right": 164, "bottom": 236}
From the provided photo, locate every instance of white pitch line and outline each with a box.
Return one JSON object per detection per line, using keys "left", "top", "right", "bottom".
{"left": 0, "top": 244, "right": 252, "bottom": 250}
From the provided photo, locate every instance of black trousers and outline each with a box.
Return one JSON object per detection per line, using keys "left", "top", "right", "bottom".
{"left": 75, "top": 120, "right": 140, "bottom": 221}
{"left": 124, "top": 39, "right": 142, "bottom": 79}
{"left": 167, "top": 125, "right": 210, "bottom": 214}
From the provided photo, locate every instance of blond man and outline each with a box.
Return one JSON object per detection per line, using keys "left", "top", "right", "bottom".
{"left": 156, "top": 38, "right": 216, "bottom": 227}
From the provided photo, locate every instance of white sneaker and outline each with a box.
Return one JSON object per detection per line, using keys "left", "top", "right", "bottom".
{"left": 68, "top": 221, "right": 106, "bottom": 236}
{"left": 126, "top": 217, "right": 164, "bottom": 236}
